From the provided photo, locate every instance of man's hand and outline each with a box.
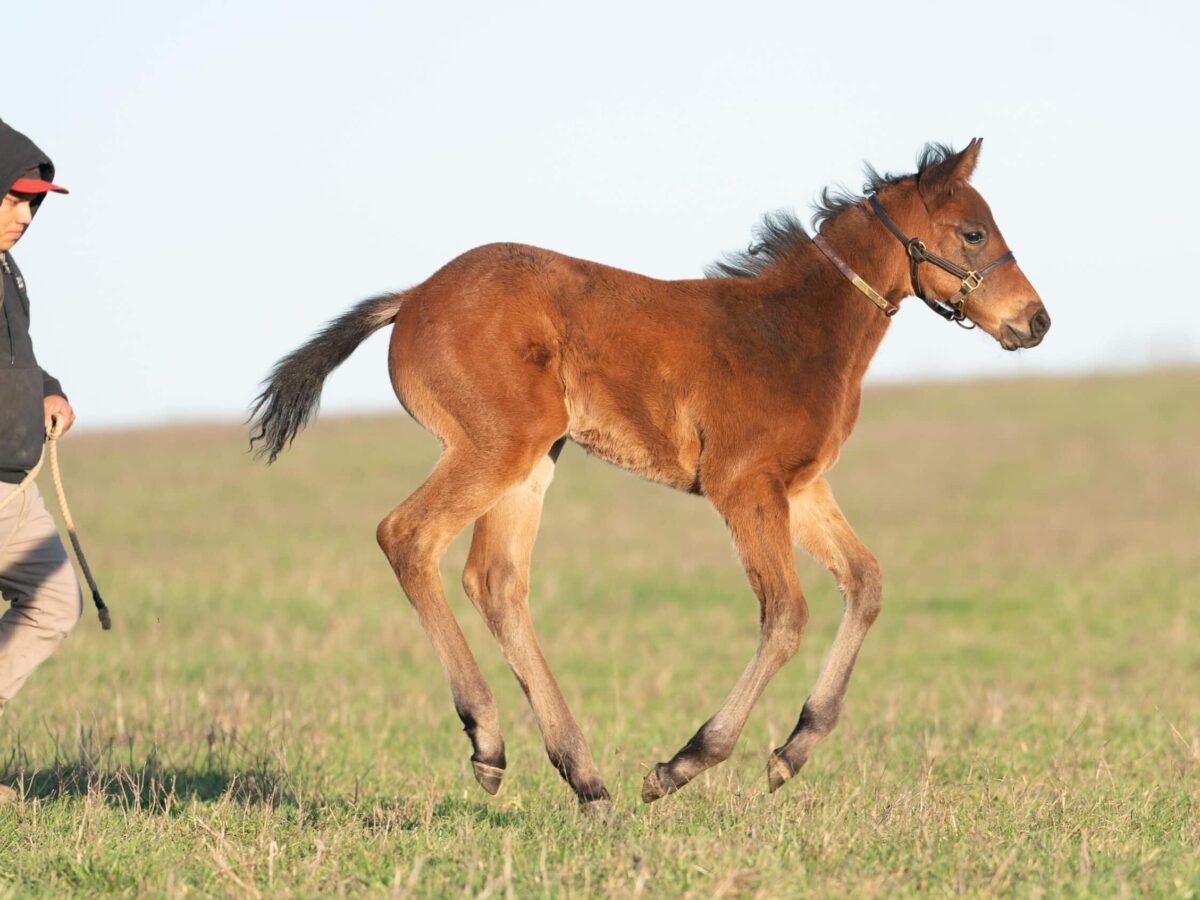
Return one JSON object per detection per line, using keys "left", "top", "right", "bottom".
{"left": 44, "top": 395, "right": 75, "bottom": 436}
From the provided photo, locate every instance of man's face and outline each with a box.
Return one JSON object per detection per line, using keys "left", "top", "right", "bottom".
{"left": 0, "top": 191, "right": 37, "bottom": 252}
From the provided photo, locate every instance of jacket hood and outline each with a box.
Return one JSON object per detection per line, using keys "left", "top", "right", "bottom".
{"left": 0, "top": 118, "right": 58, "bottom": 220}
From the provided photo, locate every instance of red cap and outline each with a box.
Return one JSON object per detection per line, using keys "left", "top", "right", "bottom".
{"left": 10, "top": 177, "right": 69, "bottom": 195}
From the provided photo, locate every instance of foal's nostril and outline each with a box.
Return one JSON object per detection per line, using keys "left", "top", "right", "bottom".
{"left": 1029, "top": 308, "right": 1051, "bottom": 339}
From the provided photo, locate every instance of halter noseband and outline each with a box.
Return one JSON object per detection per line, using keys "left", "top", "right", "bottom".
{"left": 866, "top": 194, "right": 1016, "bottom": 327}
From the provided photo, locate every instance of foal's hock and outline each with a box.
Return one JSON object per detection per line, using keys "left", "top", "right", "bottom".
{"left": 251, "top": 139, "right": 1049, "bottom": 810}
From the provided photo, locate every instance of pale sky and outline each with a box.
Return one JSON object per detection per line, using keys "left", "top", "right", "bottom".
{"left": 6, "top": 0, "right": 1197, "bottom": 429}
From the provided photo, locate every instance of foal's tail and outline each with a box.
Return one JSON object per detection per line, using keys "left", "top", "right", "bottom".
{"left": 249, "top": 292, "right": 406, "bottom": 463}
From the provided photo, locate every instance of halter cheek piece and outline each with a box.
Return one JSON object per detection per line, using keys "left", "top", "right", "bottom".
{"left": 866, "top": 195, "right": 1016, "bottom": 328}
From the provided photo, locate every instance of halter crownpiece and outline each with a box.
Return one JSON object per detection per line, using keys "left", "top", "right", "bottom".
{"left": 866, "top": 195, "right": 1016, "bottom": 326}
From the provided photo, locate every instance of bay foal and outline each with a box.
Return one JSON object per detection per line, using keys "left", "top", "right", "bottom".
{"left": 251, "top": 140, "right": 1049, "bottom": 810}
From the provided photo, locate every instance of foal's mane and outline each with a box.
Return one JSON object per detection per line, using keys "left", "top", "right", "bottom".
{"left": 705, "top": 142, "right": 958, "bottom": 280}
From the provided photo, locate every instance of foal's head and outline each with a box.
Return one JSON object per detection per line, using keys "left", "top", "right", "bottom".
{"left": 892, "top": 139, "right": 1050, "bottom": 350}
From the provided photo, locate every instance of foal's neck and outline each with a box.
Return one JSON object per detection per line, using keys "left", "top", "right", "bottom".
{"left": 816, "top": 197, "right": 914, "bottom": 307}
{"left": 775, "top": 199, "right": 913, "bottom": 386}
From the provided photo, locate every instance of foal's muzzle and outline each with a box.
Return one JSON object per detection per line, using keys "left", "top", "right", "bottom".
{"left": 1001, "top": 305, "right": 1051, "bottom": 350}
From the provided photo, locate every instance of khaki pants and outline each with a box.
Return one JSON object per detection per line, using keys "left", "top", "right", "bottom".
{"left": 0, "top": 480, "right": 82, "bottom": 714}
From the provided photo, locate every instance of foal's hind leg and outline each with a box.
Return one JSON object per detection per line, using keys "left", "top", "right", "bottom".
{"left": 377, "top": 445, "right": 548, "bottom": 795}
{"left": 767, "top": 478, "right": 882, "bottom": 792}
{"left": 462, "top": 452, "right": 612, "bottom": 810}
{"left": 642, "top": 473, "right": 809, "bottom": 802}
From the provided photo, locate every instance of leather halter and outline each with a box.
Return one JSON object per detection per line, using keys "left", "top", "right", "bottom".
{"left": 866, "top": 194, "right": 1016, "bottom": 326}
{"left": 811, "top": 234, "right": 898, "bottom": 317}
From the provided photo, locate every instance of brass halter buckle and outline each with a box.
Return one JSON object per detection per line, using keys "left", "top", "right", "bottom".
{"left": 960, "top": 271, "right": 984, "bottom": 294}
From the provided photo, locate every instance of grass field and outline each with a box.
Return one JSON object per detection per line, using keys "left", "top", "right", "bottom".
{"left": 1, "top": 367, "right": 1197, "bottom": 897}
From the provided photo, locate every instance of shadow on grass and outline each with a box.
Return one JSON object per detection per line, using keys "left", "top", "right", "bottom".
{"left": 3, "top": 758, "right": 529, "bottom": 830}
{"left": 5, "top": 759, "right": 301, "bottom": 809}
{"left": 1, "top": 733, "right": 532, "bottom": 825}
{"left": 358, "top": 794, "right": 526, "bottom": 833}
{"left": 0, "top": 724, "right": 326, "bottom": 812}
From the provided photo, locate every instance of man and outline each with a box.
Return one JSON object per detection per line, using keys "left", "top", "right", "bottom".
{"left": 0, "top": 119, "right": 82, "bottom": 804}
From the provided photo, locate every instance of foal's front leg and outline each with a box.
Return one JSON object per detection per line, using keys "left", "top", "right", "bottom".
{"left": 768, "top": 478, "right": 882, "bottom": 791}
{"left": 642, "top": 473, "right": 809, "bottom": 802}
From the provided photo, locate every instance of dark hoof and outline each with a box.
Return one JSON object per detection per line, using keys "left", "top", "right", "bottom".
{"left": 641, "top": 763, "right": 677, "bottom": 804}
{"left": 767, "top": 752, "right": 793, "bottom": 793}
{"left": 472, "top": 760, "right": 505, "bottom": 795}
{"left": 580, "top": 797, "right": 613, "bottom": 819}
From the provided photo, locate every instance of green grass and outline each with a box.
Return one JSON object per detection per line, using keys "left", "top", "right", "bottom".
{"left": 1, "top": 368, "right": 1198, "bottom": 897}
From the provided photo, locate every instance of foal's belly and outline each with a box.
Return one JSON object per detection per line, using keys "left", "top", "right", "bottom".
{"left": 564, "top": 394, "right": 702, "bottom": 494}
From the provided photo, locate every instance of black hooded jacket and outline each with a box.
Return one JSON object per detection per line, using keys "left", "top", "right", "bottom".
{"left": 0, "top": 118, "right": 67, "bottom": 483}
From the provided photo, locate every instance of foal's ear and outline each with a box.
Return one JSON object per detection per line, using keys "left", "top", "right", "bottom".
{"left": 918, "top": 138, "right": 983, "bottom": 201}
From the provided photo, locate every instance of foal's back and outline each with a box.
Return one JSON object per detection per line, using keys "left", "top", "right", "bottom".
{"left": 388, "top": 241, "right": 846, "bottom": 495}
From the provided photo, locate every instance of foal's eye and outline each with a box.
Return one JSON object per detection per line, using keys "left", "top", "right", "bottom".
{"left": 964, "top": 230, "right": 985, "bottom": 245}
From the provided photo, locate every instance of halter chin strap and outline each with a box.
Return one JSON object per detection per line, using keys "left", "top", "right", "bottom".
{"left": 866, "top": 195, "right": 1016, "bottom": 326}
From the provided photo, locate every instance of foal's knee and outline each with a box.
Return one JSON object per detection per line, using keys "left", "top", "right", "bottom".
{"left": 763, "top": 595, "right": 809, "bottom": 665}
{"left": 843, "top": 553, "right": 882, "bottom": 626}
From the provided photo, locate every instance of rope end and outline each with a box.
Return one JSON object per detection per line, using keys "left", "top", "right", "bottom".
{"left": 92, "top": 589, "right": 113, "bottom": 631}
